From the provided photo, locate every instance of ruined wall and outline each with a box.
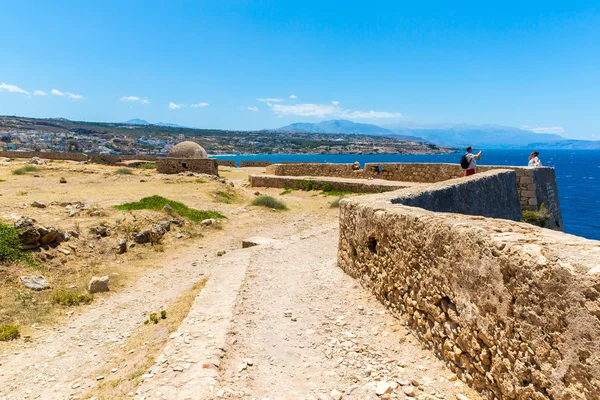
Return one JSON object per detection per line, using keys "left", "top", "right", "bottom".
{"left": 89, "top": 154, "right": 161, "bottom": 165}
{"left": 266, "top": 162, "right": 362, "bottom": 178}
{"left": 337, "top": 176, "right": 600, "bottom": 399}
{"left": 156, "top": 158, "right": 218, "bottom": 175}
{"left": 390, "top": 170, "right": 522, "bottom": 221}
{"left": 216, "top": 160, "right": 237, "bottom": 167}
{"left": 0, "top": 150, "right": 88, "bottom": 161}
{"left": 240, "top": 160, "right": 274, "bottom": 167}
{"left": 249, "top": 175, "right": 408, "bottom": 193}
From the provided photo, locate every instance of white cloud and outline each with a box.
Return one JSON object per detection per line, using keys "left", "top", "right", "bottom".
{"left": 33, "top": 90, "right": 47, "bottom": 96}
{"left": 289, "top": 94, "right": 297, "bottom": 99}
{"left": 266, "top": 101, "right": 402, "bottom": 120}
{"left": 169, "top": 102, "right": 182, "bottom": 110}
{"left": 521, "top": 125, "right": 565, "bottom": 134}
{"left": 331, "top": 100, "right": 340, "bottom": 106}
{"left": 121, "top": 95, "right": 149, "bottom": 104}
{"left": 247, "top": 106, "right": 259, "bottom": 112}
{"left": 0, "top": 82, "right": 29, "bottom": 95}
{"left": 191, "top": 102, "right": 210, "bottom": 108}
{"left": 257, "top": 98, "right": 284, "bottom": 103}
{"left": 51, "top": 89, "right": 84, "bottom": 100}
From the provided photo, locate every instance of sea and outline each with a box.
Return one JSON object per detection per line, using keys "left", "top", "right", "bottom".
{"left": 217, "top": 150, "right": 600, "bottom": 241}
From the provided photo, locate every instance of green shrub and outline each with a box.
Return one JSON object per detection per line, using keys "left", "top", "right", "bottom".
{"left": 135, "top": 163, "right": 156, "bottom": 169}
{"left": 51, "top": 288, "right": 93, "bottom": 307}
{"left": 321, "top": 183, "right": 334, "bottom": 192}
{"left": 522, "top": 204, "right": 550, "bottom": 227}
{"left": 149, "top": 313, "right": 159, "bottom": 324}
{"left": 251, "top": 195, "right": 288, "bottom": 210}
{"left": 115, "top": 168, "right": 133, "bottom": 175}
{"left": 114, "top": 195, "right": 225, "bottom": 222}
{"left": 0, "top": 324, "right": 19, "bottom": 341}
{"left": 0, "top": 223, "right": 39, "bottom": 267}
{"left": 160, "top": 310, "right": 167, "bottom": 319}
{"left": 294, "top": 180, "right": 318, "bottom": 191}
{"left": 12, "top": 165, "right": 38, "bottom": 175}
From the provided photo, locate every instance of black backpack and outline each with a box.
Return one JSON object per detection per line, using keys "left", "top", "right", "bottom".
{"left": 460, "top": 154, "right": 470, "bottom": 169}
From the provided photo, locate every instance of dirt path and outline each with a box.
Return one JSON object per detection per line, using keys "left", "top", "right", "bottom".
{"left": 0, "top": 209, "right": 319, "bottom": 400}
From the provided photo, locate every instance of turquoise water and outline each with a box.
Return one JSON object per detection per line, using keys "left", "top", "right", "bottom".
{"left": 217, "top": 150, "right": 600, "bottom": 241}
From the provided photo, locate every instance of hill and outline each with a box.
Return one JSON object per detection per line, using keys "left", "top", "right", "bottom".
{"left": 124, "top": 118, "right": 151, "bottom": 125}
{"left": 278, "top": 120, "right": 424, "bottom": 142}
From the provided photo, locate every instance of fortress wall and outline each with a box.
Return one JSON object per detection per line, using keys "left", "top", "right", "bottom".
{"left": 240, "top": 160, "right": 274, "bottom": 167}
{"left": 338, "top": 173, "right": 600, "bottom": 399}
{"left": 249, "top": 175, "right": 408, "bottom": 193}
{"left": 267, "top": 162, "right": 562, "bottom": 230}
{"left": 216, "top": 160, "right": 237, "bottom": 167}
{"left": 89, "top": 154, "right": 161, "bottom": 164}
{"left": 156, "top": 158, "right": 218, "bottom": 175}
{"left": 0, "top": 150, "right": 88, "bottom": 162}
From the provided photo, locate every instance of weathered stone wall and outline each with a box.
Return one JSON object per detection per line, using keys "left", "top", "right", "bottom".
{"left": 216, "top": 160, "right": 237, "bottom": 167}
{"left": 240, "top": 160, "right": 274, "bottom": 167}
{"left": 156, "top": 158, "right": 218, "bottom": 175}
{"left": 250, "top": 175, "right": 409, "bottom": 193}
{"left": 337, "top": 174, "right": 600, "bottom": 399}
{"left": 0, "top": 150, "right": 88, "bottom": 162}
{"left": 267, "top": 162, "right": 562, "bottom": 230}
{"left": 390, "top": 170, "right": 522, "bottom": 221}
{"left": 89, "top": 154, "right": 161, "bottom": 165}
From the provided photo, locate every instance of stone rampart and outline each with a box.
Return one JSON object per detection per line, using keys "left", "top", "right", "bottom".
{"left": 0, "top": 150, "right": 88, "bottom": 162}
{"left": 156, "top": 158, "right": 218, "bottom": 175}
{"left": 250, "top": 175, "right": 410, "bottom": 193}
{"left": 240, "top": 160, "right": 274, "bottom": 167}
{"left": 337, "top": 170, "right": 600, "bottom": 399}
{"left": 266, "top": 162, "right": 562, "bottom": 230}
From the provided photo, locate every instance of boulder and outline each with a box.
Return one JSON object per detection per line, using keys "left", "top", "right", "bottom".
{"left": 39, "top": 227, "right": 61, "bottom": 244}
{"left": 88, "top": 276, "right": 109, "bottom": 293}
{"left": 19, "top": 275, "right": 50, "bottom": 291}
{"left": 134, "top": 230, "right": 151, "bottom": 244}
{"left": 29, "top": 157, "right": 46, "bottom": 165}
{"left": 59, "top": 177, "right": 67, "bottom": 184}
{"left": 15, "top": 218, "right": 40, "bottom": 245}
{"left": 68, "top": 210, "right": 80, "bottom": 217}
{"left": 89, "top": 210, "right": 102, "bottom": 217}
{"left": 156, "top": 220, "right": 171, "bottom": 232}
{"left": 201, "top": 218, "right": 216, "bottom": 226}
{"left": 376, "top": 381, "right": 393, "bottom": 396}
{"left": 117, "top": 239, "right": 127, "bottom": 254}
{"left": 31, "top": 201, "right": 46, "bottom": 208}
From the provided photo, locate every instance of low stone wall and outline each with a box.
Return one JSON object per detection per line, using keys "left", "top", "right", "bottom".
{"left": 240, "top": 160, "right": 274, "bottom": 167}
{"left": 337, "top": 172, "right": 600, "bottom": 399}
{"left": 89, "top": 154, "right": 161, "bottom": 165}
{"left": 156, "top": 158, "right": 218, "bottom": 175}
{"left": 0, "top": 150, "right": 88, "bottom": 162}
{"left": 249, "top": 175, "right": 409, "bottom": 193}
{"left": 266, "top": 163, "right": 362, "bottom": 178}
{"left": 216, "top": 160, "right": 237, "bottom": 167}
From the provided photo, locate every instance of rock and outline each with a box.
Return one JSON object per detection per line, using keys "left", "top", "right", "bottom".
{"left": 201, "top": 218, "right": 216, "bottom": 226}
{"left": 39, "top": 227, "right": 60, "bottom": 244}
{"left": 29, "top": 157, "right": 46, "bottom": 165}
{"left": 89, "top": 210, "right": 102, "bottom": 217}
{"left": 31, "top": 201, "right": 46, "bottom": 208}
{"left": 376, "top": 381, "right": 393, "bottom": 396}
{"left": 134, "top": 230, "right": 151, "bottom": 244}
{"left": 455, "top": 395, "right": 470, "bottom": 400}
{"left": 176, "top": 233, "right": 186, "bottom": 239}
{"left": 117, "top": 239, "right": 127, "bottom": 254}
{"left": 60, "top": 231, "right": 70, "bottom": 242}
{"left": 242, "top": 237, "right": 277, "bottom": 248}
{"left": 330, "top": 389, "right": 343, "bottom": 400}
{"left": 352, "top": 161, "right": 361, "bottom": 170}
{"left": 88, "top": 276, "right": 109, "bottom": 293}
{"left": 19, "top": 275, "right": 50, "bottom": 291}
{"left": 59, "top": 177, "right": 67, "bottom": 184}
{"left": 90, "top": 226, "right": 108, "bottom": 236}
{"left": 15, "top": 218, "right": 40, "bottom": 245}
{"left": 151, "top": 224, "right": 167, "bottom": 239}
{"left": 68, "top": 230, "right": 80, "bottom": 238}
{"left": 68, "top": 210, "right": 80, "bottom": 217}
{"left": 170, "top": 219, "right": 185, "bottom": 227}
{"left": 156, "top": 220, "right": 171, "bottom": 232}
{"left": 402, "top": 386, "right": 415, "bottom": 396}
{"left": 216, "top": 250, "right": 226, "bottom": 256}
{"left": 163, "top": 204, "right": 173, "bottom": 212}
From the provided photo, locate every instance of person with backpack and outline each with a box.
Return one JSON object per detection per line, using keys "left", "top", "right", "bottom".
{"left": 460, "top": 146, "right": 481, "bottom": 176}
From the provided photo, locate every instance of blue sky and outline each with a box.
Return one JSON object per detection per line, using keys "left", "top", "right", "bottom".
{"left": 0, "top": 1, "right": 598, "bottom": 138}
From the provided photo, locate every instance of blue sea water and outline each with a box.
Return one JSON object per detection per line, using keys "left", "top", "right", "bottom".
{"left": 217, "top": 150, "right": 600, "bottom": 241}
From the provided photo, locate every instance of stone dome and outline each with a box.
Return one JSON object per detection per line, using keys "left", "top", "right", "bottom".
{"left": 168, "top": 141, "right": 208, "bottom": 159}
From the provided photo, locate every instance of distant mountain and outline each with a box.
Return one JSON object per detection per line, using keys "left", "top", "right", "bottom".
{"left": 526, "top": 140, "right": 600, "bottom": 150}
{"left": 124, "top": 118, "right": 151, "bottom": 125}
{"left": 381, "top": 123, "right": 586, "bottom": 149}
{"left": 155, "top": 122, "right": 185, "bottom": 128}
{"left": 278, "top": 119, "right": 424, "bottom": 142}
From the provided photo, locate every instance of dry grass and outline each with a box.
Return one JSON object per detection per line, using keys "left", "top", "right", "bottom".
{"left": 83, "top": 278, "right": 207, "bottom": 399}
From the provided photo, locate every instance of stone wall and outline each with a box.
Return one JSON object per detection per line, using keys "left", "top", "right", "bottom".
{"left": 250, "top": 175, "right": 409, "bottom": 194}
{"left": 156, "top": 158, "right": 218, "bottom": 175}
{"left": 337, "top": 173, "right": 600, "bottom": 399}
{"left": 240, "top": 160, "right": 274, "bottom": 167}
{"left": 266, "top": 162, "right": 562, "bottom": 230}
{"left": 89, "top": 154, "right": 161, "bottom": 165}
{"left": 216, "top": 160, "right": 237, "bottom": 167}
{"left": 0, "top": 150, "right": 88, "bottom": 162}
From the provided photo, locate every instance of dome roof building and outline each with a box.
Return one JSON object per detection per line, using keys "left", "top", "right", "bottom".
{"left": 168, "top": 141, "right": 208, "bottom": 159}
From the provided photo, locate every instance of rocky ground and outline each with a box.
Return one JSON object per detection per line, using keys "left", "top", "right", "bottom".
{"left": 0, "top": 159, "right": 480, "bottom": 400}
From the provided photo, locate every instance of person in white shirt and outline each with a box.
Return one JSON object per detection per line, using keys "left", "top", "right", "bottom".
{"left": 464, "top": 146, "right": 482, "bottom": 176}
{"left": 528, "top": 151, "right": 542, "bottom": 167}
